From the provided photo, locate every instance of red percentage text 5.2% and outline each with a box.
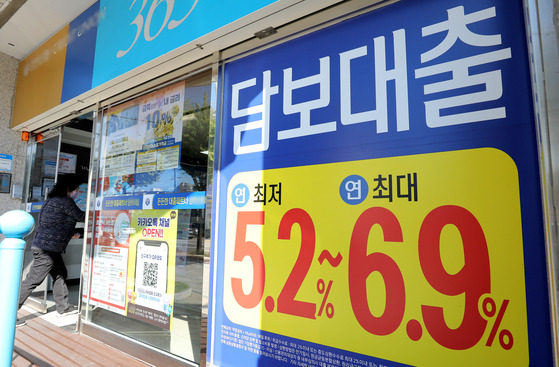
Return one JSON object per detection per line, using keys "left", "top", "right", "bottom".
{"left": 229, "top": 206, "right": 513, "bottom": 351}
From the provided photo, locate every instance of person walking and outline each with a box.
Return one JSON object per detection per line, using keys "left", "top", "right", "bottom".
{"left": 17, "top": 174, "right": 86, "bottom": 326}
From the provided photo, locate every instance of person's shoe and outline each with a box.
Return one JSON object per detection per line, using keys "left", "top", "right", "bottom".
{"left": 57, "top": 305, "right": 78, "bottom": 317}
{"left": 16, "top": 318, "right": 26, "bottom": 327}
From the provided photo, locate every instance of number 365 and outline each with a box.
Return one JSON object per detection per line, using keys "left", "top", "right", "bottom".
{"left": 117, "top": 0, "right": 198, "bottom": 58}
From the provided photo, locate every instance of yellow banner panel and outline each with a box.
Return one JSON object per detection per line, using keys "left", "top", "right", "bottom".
{"left": 12, "top": 25, "right": 68, "bottom": 128}
{"left": 223, "top": 148, "right": 528, "bottom": 366}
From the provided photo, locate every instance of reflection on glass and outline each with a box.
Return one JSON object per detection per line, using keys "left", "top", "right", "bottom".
{"left": 83, "top": 72, "right": 212, "bottom": 364}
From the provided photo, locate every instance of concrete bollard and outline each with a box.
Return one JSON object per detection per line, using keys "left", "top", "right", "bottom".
{"left": 0, "top": 210, "right": 34, "bottom": 367}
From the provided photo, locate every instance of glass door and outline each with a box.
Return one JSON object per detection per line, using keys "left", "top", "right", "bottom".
{"left": 21, "top": 128, "right": 62, "bottom": 312}
{"left": 81, "top": 71, "right": 213, "bottom": 365}
{"left": 20, "top": 116, "right": 94, "bottom": 314}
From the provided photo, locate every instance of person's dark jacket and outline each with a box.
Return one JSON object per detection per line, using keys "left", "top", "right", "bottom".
{"left": 31, "top": 196, "right": 86, "bottom": 253}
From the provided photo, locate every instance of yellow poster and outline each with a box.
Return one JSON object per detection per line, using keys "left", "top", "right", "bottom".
{"left": 223, "top": 148, "right": 528, "bottom": 366}
{"left": 126, "top": 209, "right": 178, "bottom": 330}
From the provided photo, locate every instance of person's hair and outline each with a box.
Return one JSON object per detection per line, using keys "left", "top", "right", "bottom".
{"left": 48, "top": 174, "right": 83, "bottom": 198}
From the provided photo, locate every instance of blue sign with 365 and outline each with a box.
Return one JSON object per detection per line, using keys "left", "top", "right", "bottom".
{"left": 92, "top": 0, "right": 278, "bottom": 87}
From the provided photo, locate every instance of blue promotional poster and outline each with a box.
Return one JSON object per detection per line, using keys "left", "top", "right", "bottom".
{"left": 209, "top": 0, "right": 553, "bottom": 366}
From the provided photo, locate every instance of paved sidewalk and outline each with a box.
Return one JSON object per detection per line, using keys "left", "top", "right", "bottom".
{"left": 13, "top": 306, "right": 152, "bottom": 367}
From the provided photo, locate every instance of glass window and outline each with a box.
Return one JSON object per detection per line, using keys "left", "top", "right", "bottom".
{"left": 20, "top": 132, "right": 62, "bottom": 312}
{"left": 81, "top": 71, "right": 212, "bottom": 364}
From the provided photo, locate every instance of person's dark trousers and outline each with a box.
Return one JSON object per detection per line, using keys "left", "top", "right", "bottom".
{"left": 18, "top": 248, "right": 70, "bottom": 314}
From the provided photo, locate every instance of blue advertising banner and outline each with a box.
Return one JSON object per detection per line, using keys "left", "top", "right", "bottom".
{"left": 210, "top": 0, "right": 553, "bottom": 366}
{"left": 94, "top": 192, "right": 205, "bottom": 210}
{"left": 151, "top": 192, "right": 206, "bottom": 209}
{"left": 101, "top": 195, "right": 144, "bottom": 210}
{"left": 92, "top": 0, "right": 278, "bottom": 87}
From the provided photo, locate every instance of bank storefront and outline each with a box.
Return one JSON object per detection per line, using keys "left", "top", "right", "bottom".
{"left": 12, "top": 0, "right": 559, "bottom": 366}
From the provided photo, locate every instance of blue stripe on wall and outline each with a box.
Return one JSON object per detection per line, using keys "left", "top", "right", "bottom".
{"left": 61, "top": 1, "right": 100, "bottom": 103}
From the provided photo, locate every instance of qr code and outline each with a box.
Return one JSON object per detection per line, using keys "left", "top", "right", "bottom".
{"left": 143, "top": 262, "right": 158, "bottom": 287}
